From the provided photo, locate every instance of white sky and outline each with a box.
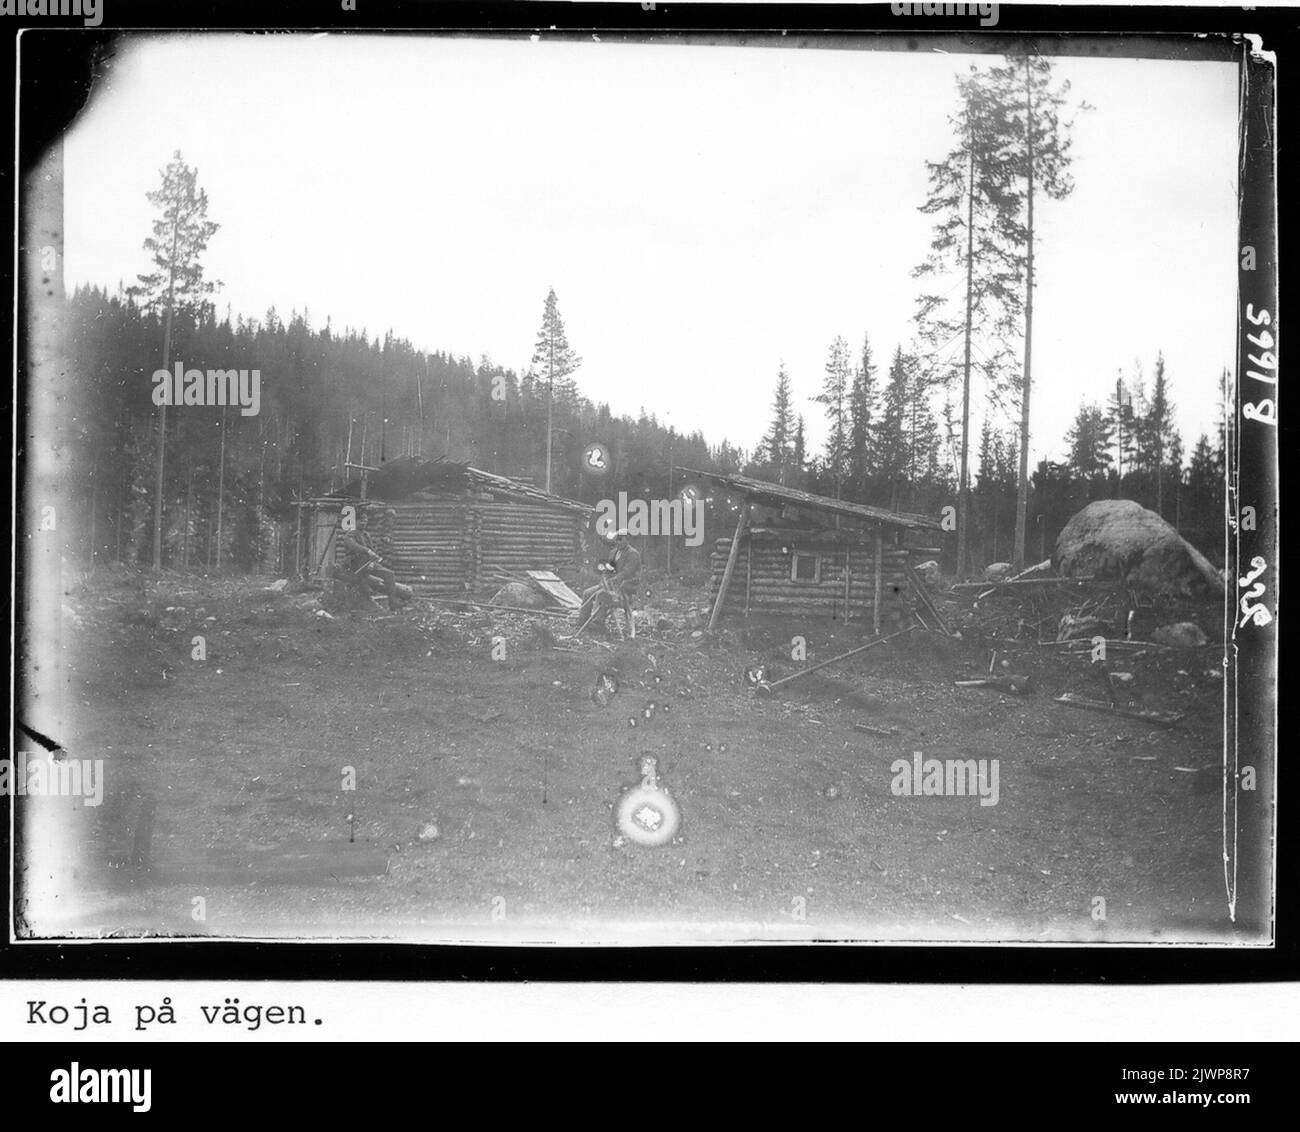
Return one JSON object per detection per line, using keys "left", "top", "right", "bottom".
{"left": 60, "top": 34, "right": 1238, "bottom": 467}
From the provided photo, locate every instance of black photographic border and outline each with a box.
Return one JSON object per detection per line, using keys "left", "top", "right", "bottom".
{"left": 2, "top": 2, "right": 1291, "bottom": 986}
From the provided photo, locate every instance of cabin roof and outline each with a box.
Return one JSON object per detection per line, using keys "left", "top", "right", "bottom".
{"left": 316, "top": 457, "right": 594, "bottom": 515}
{"left": 677, "top": 468, "right": 942, "bottom": 532}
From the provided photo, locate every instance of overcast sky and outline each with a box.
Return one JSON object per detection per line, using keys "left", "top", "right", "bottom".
{"left": 61, "top": 34, "right": 1238, "bottom": 468}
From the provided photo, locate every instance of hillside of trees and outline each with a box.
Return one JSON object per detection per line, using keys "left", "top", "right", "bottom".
{"left": 58, "top": 284, "right": 745, "bottom": 575}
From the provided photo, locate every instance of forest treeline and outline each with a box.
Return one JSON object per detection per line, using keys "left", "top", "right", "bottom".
{"left": 56, "top": 282, "right": 1227, "bottom": 579}
{"left": 58, "top": 284, "right": 745, "bottom": 574}
{"left": 747, "top": 341, "right": 1230, "bottom": 570}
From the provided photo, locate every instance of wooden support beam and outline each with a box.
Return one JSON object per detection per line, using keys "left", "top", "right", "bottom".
{"left": 745, "top": 539, "right": 752, "bottom": 616}
{"left": 708, "top": 503, "right": 750, "bottom": 631}
{"left": 872, "top": 533, "right": 883, "bottom": 636}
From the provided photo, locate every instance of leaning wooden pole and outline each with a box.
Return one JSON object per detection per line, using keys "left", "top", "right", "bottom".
{"left": 708, "top": 502, "right": 750, "bottom": 632}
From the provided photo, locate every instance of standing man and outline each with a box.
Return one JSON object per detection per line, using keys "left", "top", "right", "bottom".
{"left": 338, "top": 510, "right": 408, "bottom": 611}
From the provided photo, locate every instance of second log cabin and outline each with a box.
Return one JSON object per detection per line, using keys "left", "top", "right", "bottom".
{"left": 679, "top": 469, "right": 944, "bottom": 633}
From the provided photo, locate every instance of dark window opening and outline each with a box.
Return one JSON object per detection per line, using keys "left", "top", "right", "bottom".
{"left": 791, "top": 552, "right": 821, "bottom": 583}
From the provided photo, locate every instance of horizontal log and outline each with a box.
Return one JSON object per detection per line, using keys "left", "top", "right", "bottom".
{"left": 728, "top": 604, "right": 906, "bottom": 613}
{"left": 710, "top": 579, "right": 908, "bottom": 592}
{"left": 951, "top": 576, "right": 1096, "bottom": 593}
{"left": 480, "top": 519, "right": 578, "bottom": 530}
{"left": 715, "top": 545, "right": 910, "bottom": 558}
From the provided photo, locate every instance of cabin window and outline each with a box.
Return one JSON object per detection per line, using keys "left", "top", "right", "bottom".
{"left": 790, "top": 551, "right": 821, "bottom": 583}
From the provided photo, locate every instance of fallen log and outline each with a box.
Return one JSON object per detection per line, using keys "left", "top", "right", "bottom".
{"left": 951, "top": 576, "right": 1097, "bottom": 593}
{"left": 1053, "top": 693, "right": 1184, "bottom": 727}
{"left": 754, "top": 625, "right": 916, "bottom": 696}
{"left": 852, "top": 722, "right": 900, "bottom": 738}
{"left": 955, "top": 674, "right": 1034, "bottom": 695}
{"left": 435, "top": 599, "right": 572, "bottom": 618}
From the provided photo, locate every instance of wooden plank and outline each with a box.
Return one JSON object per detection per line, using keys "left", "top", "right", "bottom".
{"left": 758, "top": 626, "right": 917, "bottom": 693}
{"left": 526, "top": 570, "right": 582, "bottom": 608}
{"left": 1053, "top": 693, "right": 1184, "bottom": 727}
{"left": 708, "top": 504, "right": 750, "bottom": 631}
{"left": 903, "top": 562, "right": 954, "bottom": 636}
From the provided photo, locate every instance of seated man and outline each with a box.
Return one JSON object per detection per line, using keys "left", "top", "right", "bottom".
{"left": 337, "top": 511, "right": 409, "bottom": 611}
{"left": 577, "top": 529, "right": 641, "bottom": 637}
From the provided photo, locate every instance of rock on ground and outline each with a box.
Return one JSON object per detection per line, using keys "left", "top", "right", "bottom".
{"left": 490, "top": 582, "right": 548, "bottom": 609}
{"left": 1054, "top": 499, "right": 1221, "bottom": 596}
{"left": 984, "top": 562, "right": 1014, "bottom": 581}
{"left": 1152, "top": 621, "right": 1209, "bottom": 648}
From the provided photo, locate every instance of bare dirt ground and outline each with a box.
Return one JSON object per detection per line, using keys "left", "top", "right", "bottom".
{"left": 22, "top": 567, "right": 1255, "bottom": 946}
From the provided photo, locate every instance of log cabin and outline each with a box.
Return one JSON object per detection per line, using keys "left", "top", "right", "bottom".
{"left": 306, "top": 457, "right": 594, "bottom": 596}
{"left": 680, "top": 470, "right": 944, "bottom": 633}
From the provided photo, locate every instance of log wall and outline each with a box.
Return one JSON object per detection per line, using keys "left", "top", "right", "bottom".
{"left": 328, "top": 502, "right": 585, "bottom": 594}
{"left": 709, "top": 532, "right": 910, "bottom": 626}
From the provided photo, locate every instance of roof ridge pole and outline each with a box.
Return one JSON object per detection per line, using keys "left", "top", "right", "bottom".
{"left": 708, "top": 501, "right": 751, "bottom": 632}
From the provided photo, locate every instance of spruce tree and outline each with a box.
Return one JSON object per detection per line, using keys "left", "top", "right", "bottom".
{"left": 849, "top": 333, "right": 878, "bottom": 498}
{"left": 762, "top": 363, "right": 795, "bottom": 484}
{"left": 813, "top": 336, "right": 852, "bottom": 498}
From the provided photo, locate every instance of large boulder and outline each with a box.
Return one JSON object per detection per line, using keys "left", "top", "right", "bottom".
{"left": 1054, "top": 500, "right": 1220, "bottom": 595}
{"left": 984, "top": 562, "right": 1014, "bottom": 581}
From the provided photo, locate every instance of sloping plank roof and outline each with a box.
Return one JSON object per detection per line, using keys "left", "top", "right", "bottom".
{"left": 323, "top": 456, "right": 594, "bottom": 515}
{"left": 677, "top": 468, "right": 942, "bottom": 532}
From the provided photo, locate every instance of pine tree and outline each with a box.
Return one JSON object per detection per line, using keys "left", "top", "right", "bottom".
{"left": 985, "top": 54, "right": 1083, "bottom": 567}
{"left": 913, "top": 67, "right": 1026, "bottom": 576}
{"left": 791, "top": 415, "right": 807, "bottom": 487}
{"left": 528, "top": 287, "right": 582, "bottom": 492}
{"left": 1107, "top": 371, "right": 1138, "bottom": 497}
{"left": 129, "top": 151, "right": 221, "bottom": 569}
{"left": 813, "top": 336, "right": 852, "bottom": 498}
